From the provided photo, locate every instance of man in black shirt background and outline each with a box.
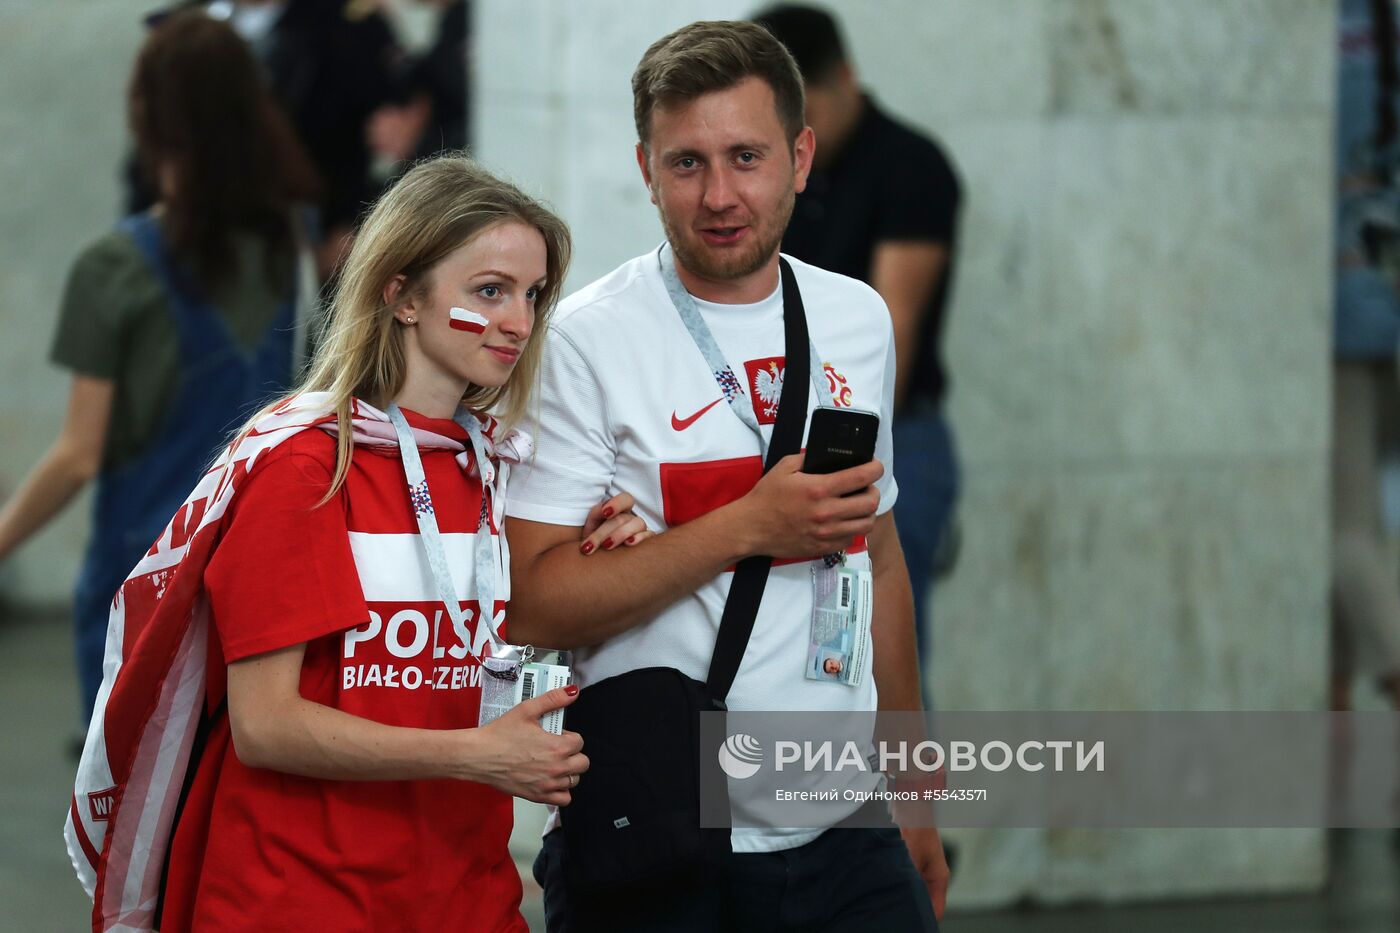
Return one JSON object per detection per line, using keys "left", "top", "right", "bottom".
{"left": 755, "top": 5, "right": 963, "bottom": 700}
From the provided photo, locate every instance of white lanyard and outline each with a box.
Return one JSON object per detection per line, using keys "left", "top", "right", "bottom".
{"left": 657, "top": 244, "right": 829, "bottom": 456}
{"left": 387, "top": 403, "right": 522, "bottom": 666}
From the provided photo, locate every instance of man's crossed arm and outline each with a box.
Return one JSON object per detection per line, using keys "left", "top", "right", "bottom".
{"left": 505, "top": 454, "right": 884, "bottom": 649}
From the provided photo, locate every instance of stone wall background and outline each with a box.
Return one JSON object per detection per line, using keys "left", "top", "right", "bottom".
{"left": 0, "top": 0, "right": 152, "bottom": 609}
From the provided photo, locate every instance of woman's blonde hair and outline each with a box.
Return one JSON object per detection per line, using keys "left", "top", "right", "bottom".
{"left": 242, "top": 155, "right": 570, "bottom": 499}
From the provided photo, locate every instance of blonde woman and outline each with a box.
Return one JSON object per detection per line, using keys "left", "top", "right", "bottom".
{"left": 101, "top": 157, "right": 649, "bottom": 932}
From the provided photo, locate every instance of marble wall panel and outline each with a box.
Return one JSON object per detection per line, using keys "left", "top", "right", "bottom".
{"left": 1042, "top": 828, "right": 1324, "bottom": 901}
{"left": 1044, "top": 463, "right": 1329, "bottom": 712}
{"left": 929, "top": 465, "right": 1055, "bottom": 906}
{"left": 554, "top": 0, "right": 750, "bottom": 108}
{"left": 557, "top": 104, "right": 667, "bottom": 290}
{"left": 828, "top": 0, "right": 1054, "bottom": 124}
{"left": 1043, "top": 116, "right": 1332, "bottom": 464}
{"left": 1049, "top": 0, "right": 1335, "bottom": 116}
{"left": 472, "top": 100, "right": 566, "bottom": 205}
{"left": 938, "top": 826, "right": 1048, "bottom": 909}
{"left": 931, "top": 473, "right": 1054, "bottom": 712}
{"left": 474, "top": 0, "right": 564, "bottom": 101}
{"left": 0, "top": 1, "right": 148, "bottom": 605}
{"left": 937, "top": 120, "right": 1054, "bottom": 469}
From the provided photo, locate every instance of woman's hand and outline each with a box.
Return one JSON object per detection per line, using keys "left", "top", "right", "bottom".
{"left": 579, "top": 491, "right": 655, "bottom": 555}
{"left": 462, "top": 685, "right": 590, "bottom": 806}
{"left": 229, "top": 648, "right": 587, "bottom": 794}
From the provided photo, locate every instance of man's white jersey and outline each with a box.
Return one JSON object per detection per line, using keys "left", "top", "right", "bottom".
{"left": 506, "top": 248, "right": 899, "bottom": 852}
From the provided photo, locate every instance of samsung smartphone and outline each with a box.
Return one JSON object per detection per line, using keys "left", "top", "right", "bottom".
{"left": 802, "top": 407, "right": 879, "bottom": 481}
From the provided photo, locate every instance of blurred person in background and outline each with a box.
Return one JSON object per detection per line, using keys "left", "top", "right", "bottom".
{"left": 0, "top": 12, "right": 310, "bottom": 719}
{"left": 369, "top": 0, "right": 472, "bottom": 164}
{"left": 754, "top": 5, "right": 963, "bottom": 702}
{"left": 1333, "top": 0, "right": 1400, "bottom": 712}
{"left": 128, "top": 0, "right": 405, "bottom": 278}
{"left": 1335, "top": 0, "right": 1400, "bottom": 713}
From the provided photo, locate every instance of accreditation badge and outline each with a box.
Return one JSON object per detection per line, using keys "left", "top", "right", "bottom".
{"left": 805, "top": 561, "right": 873, "bottom": 687}
{"left": 478, "top": 648, "right": 573, "bottom": 734}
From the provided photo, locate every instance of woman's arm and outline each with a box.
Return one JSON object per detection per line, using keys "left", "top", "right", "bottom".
{"left": 0, "top": 374, "right": 113, "bottom": 560}
{"left": 226, "top": 642, "right": 589, "bottom": 806}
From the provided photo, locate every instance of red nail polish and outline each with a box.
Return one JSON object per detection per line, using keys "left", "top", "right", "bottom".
{"left": 602, "top": 506, "right": 615, "bottom": 519}
{"left": 565, "top": 684, "right": 579, "bottom": 696}
{"left": 602, "top": 538, "right": 614, "bottom": 550}
{"left": 626, "top": 536, "right": 636, "bottom": 545}
{"left": 580, "top": 541, "right": 594, "bottom": 555}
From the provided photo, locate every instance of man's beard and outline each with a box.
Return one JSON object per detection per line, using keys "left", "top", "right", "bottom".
{"left": 660, "top": 187, "right": 794, "bottom": 286}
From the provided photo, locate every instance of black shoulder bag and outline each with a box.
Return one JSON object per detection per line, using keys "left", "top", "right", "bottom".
{"left": 560, "top": 259, "right": 812, "bottom": 890}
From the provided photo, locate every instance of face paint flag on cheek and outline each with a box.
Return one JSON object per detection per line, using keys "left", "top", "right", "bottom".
{"left": 449, "top": 307, "right": 489, "bottom": 334}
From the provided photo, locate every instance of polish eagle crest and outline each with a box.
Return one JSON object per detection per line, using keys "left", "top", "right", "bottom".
{"left": 754, "top": 361, "right": 784, "bottom": 419}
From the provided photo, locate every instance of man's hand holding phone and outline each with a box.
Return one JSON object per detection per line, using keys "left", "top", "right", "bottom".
{"left": 732, "top": 453, "right": 882, "bottom": 559}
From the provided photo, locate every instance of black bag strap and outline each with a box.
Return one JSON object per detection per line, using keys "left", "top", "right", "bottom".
{"left": 706, "top": 257, "right": 811, "bottom": 701}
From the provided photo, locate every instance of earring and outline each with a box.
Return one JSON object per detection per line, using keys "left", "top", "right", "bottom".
{"left": 405, "top": 316, "right": 416, "bottom": 324}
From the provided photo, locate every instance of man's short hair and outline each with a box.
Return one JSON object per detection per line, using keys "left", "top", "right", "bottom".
{"left": 631, "top": 20, "right": 805, "bottom": 151}
{"left": 751, "top": 4, "right": 848, "bottom": 84}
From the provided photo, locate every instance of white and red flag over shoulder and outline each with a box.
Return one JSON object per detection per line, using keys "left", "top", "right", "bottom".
{"left": 63, "top": 392, "right": 525, "bottom": 933}
{"left": 448, "top": 306, "right": 489, "bottom": 333}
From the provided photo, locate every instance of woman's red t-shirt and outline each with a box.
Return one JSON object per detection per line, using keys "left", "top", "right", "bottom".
{"left": 160, "top": 410, "right": 525, "bottom": 932}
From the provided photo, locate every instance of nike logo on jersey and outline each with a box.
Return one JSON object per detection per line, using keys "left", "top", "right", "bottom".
{"left": 671, "top": 398, "right": 724, "bottom": 431}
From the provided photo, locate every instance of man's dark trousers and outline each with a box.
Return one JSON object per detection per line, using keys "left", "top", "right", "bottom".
{"left": 534, "top": 826, "right": 938, "bottom": 932}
